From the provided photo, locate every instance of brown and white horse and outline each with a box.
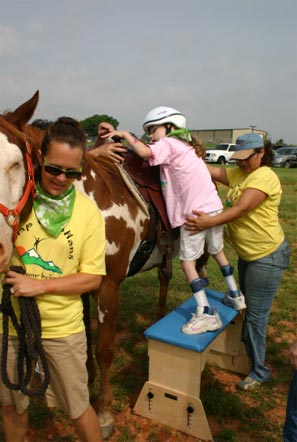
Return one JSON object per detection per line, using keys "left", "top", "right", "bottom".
{"left": 0, "top": 92, "right": 207, "bottom": 439}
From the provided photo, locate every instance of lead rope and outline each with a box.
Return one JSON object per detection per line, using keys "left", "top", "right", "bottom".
{"left": 0, "top": 265, "right": 50, "bottom": 397}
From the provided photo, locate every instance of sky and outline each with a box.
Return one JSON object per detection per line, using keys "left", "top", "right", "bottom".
{"left": 1, "top": 0, "right": 297, "bottom": 144}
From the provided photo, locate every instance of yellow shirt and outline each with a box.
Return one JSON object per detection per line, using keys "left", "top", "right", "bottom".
{"left": 1, "top": 191, "right": 106, "bottom": 338}
{"left": 225, "top": 166, "right": 284, "bottom": 261}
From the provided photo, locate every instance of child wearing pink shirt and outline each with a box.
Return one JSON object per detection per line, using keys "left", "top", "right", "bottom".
{"left": 103, "top": 106, "right": 246, "bottom": 334}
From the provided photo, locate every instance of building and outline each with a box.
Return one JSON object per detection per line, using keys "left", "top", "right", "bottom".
{"left": 190, "top": 128, "right": 267, "bottom": 144}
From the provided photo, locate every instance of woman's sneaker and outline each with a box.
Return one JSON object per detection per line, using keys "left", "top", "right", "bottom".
{"left": 182, "top": 306, "right": 223, "bottom": 335}
{"left": 238, "top": 375, "right": 268, "bottom": 391}
{"left": 223, "top": 291, "right": 246, "bottom": 311}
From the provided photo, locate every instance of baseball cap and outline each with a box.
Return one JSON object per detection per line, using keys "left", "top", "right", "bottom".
{"left": 231, "top": 133, "right": 264, "bottom": 160}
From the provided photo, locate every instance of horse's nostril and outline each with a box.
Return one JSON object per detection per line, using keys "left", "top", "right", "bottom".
{"left": 0, "top": 241, "right": 10, "bottom": 273}
{"left": 0, "top": 242, "right": 5, "bottom": 257}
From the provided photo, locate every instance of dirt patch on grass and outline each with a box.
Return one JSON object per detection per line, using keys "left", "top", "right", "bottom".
{"left": 21, "top": 362, "right": 289, "bottom": 442}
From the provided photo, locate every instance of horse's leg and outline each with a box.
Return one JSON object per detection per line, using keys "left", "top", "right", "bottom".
{"left": 95, "top": 277, "right": 120, "bottom": 439}
{"left": 196, "top": 250, "right": 210, "bottom": 279}
{"left": 82, "top": 293, "right": 97, "bottom": 385}
{"left": 157, "top": 266, "right": 171, "bottom": 318}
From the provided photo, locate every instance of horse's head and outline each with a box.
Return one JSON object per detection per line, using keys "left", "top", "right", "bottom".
{"left": 0, "top": 91, "right": 40, "bottom": 272}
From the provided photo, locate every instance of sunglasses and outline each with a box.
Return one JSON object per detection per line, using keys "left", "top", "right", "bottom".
{"left": 43, "top": 157, "right": 82, "bottom": 179}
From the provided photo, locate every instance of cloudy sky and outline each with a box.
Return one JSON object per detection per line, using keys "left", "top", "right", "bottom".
{"left": 1, "top": 0, "right": 297, "bottom": 143}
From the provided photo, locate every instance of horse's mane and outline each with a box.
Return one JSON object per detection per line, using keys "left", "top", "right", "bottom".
{"left": 85, "top": 152, "right": 122, "bottom": 177}
{"left": 0, "top": 115, "right": 27, "bottom": 145}
{"left": 0, "top": 115, "right": 43, "bottom": 155}
{"left": 24, "top": 125, "right": 44, "bottom": 153}
{"left": 84, "top": 152, "right": 132, "bottom": 203}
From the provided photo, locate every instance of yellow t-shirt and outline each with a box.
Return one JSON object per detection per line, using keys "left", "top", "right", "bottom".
{"left": 225, "top": 166, "right": 284, "bottom": 261}
{"left": 0, "top": 191, "right": 106, "bottom": 338}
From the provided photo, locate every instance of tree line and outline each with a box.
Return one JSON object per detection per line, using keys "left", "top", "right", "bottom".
{"left": 32, "top": 114, "right": 119, "bottom": 137}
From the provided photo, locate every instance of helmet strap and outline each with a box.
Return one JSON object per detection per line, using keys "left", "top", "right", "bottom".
{"left": 165, "top": 123, "right": 174, "bottom": 135}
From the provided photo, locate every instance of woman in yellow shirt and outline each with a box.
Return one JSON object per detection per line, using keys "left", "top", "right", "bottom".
{"left": 185, "top": 133, "right": 290, "bottom": 391}
{"left": 0, "top": 117, "right": 105, "bottom": 442}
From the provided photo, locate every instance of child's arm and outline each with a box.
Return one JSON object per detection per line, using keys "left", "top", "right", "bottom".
{"left": 102, "top": 130, "right": 152, "bottom": 160}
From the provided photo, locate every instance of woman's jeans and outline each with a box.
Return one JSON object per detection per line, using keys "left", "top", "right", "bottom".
{"left": 238, "top": 239, "right": 290, "bottom": 382}
{"left": 283, "top": 370, "right": 297, "bottom": 442}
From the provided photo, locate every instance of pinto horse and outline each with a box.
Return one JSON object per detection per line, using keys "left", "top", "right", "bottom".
{"left": 0, "top": 92, "right": 208, "bottom": 439}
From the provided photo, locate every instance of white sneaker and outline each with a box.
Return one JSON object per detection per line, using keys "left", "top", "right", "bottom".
{"left": 224, "top": 291, "right": 246, "bottom": 311}
{"left": 182, "top": 307, "right": 223, "bottom": 335}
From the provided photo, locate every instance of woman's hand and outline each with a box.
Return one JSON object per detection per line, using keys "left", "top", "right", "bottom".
{"left": 185, "top": 210, "right": 212, "bottom": 234}
{"left": 98, "top": 122, "right": 115, "bottom": 138}
{"left": 101, "top": 129, "right": 127, "bottom": 140}
{"left": 2, "top": 270, "right": 44, "bottom": 297}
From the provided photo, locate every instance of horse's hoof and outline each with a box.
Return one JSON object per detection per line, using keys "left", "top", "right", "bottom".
{"left": 99, "top": 411, "right": 114, "bottom": 440}
{"left": 101, "top": 422, "right": 114, "bottom": 440}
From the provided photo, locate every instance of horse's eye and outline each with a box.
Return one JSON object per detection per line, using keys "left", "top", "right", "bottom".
{"left": 10, "top": 161, "right": 22, "bottom": 171}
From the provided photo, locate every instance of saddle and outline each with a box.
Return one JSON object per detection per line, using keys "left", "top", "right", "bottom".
{"left": 121, "top": 150, "right": 176, "bottom": 278}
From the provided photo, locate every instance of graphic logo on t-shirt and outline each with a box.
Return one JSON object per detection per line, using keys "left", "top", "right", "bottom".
{"left": 16, "top": 243, "right": 62, "bottom": 274}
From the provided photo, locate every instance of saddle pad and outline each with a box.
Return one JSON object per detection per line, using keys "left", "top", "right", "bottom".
{"left": 117, "top": 163, "right": 150, "bottom": 218}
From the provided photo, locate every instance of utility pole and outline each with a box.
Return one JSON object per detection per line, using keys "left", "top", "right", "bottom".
{"left": 249, "top": 125, "right": 256, "bottom": 133}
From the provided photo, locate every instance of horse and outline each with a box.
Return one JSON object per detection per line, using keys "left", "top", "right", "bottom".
{"left": 0, "top": 92, "right": 208, "bottom": 439}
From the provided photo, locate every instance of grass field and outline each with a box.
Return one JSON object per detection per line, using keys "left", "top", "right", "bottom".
{"left": 106, "top": 166, "right": 297, "bottom": 442}
{"left": 0, "top": 167, "right": 296, "bottom": 441}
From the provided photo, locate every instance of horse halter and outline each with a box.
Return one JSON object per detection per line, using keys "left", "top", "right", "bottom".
{"left": 0, "top": 142, "right": 36, "bottom": 241}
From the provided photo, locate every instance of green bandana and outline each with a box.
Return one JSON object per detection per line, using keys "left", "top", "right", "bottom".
{"left": 33, "top": 182, "right": 76, "bottom": 237}
{"left": 167, "top": 128, "right": 192, "bottom": 142}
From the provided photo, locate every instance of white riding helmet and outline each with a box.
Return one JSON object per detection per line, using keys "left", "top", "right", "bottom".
{"left": 143, "top": 106, "right": 186, "bottom": 133}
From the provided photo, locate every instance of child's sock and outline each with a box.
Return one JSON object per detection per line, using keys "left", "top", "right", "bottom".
{"left": 220, "top": 265, "right": 239, "bottom": 298}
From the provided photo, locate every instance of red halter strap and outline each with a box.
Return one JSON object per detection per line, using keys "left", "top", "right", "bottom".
{"left": 0, "top": 146, "right": 36, "bottom": 241}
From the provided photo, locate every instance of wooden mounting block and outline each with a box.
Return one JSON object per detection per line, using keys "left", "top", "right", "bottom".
{"left": 133, "top": 289, "right": 250, "bottom": 441}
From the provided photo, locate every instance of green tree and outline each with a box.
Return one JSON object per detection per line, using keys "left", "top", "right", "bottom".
{"left": 80, "top": 115, "right": 119, "bottom": 137}
{"left": 31, "top": 118, "right": 52, "bottom": 130}
{"left": 275, "top": 138, "right": 285, "bottom": 147}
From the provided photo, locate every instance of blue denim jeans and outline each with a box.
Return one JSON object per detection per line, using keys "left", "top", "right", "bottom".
{"left": 238, "top": 239, "right": 290, "bottom": 382}
{"left": 283, "top": 370, "right": 297, "bottom": 442}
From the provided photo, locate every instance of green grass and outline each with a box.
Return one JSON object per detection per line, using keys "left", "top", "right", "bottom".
{"left": 109, "top": 166, "right": 296, "bottom": 441}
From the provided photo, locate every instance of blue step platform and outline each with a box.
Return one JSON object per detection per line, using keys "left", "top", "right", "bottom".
{"left": 144, "top": 288, "right": 238, "bottom": 353}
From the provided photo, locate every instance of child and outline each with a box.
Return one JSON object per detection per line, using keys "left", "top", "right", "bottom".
{"left": 103, "top": 106, "right": 246, "bottom": 335}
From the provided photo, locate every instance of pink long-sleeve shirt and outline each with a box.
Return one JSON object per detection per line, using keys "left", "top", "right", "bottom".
{"left": 149, "top": 137, "right": 222, "bottom": 228}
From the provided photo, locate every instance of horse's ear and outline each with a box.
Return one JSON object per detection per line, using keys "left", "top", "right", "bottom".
{"left": 8, "top": 91, "right": 39, "bottom": 130}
